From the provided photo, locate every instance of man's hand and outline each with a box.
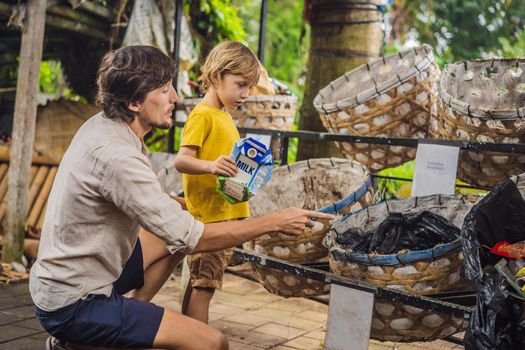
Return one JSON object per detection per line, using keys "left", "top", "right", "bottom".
{"left": 208, "top": 155, "right": 238, "bottom": 177}
{"left": 268, "top": 208, "right": 336, "bottom": 236}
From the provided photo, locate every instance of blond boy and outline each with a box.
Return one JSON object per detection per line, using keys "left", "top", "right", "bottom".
{"left": 175, "top": 41, "right": 259, "bottom": 323}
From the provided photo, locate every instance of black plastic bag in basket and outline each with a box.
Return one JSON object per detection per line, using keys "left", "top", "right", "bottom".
{"left": 337, "top": 211, "right": 460, "bottom": 254}
{"left": 462, "top": 179, "right": 525, "bottom": 350}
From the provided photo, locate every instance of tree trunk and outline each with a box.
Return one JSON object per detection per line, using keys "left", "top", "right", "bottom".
{"left": 2, "top": 0, "right": 47, "bottom": 263}
{"left": 297, "top": 0, "right": 383, "bottom": 160}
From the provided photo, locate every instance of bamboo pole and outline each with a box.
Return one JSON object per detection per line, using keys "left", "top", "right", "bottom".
{"left": 0, "top": 166, "right": 37, "bottom": 223}
{"left": 0, "top": 163, "right": 7, "bottom": 182}
{"left": 0, "top": 145, "right": 59, "bottom": 166}
{"left": 26, "top": 166, "right": 56, "bottom": 228}
{"left": 0, "top": 164, "right": 8, "bottom": 200}
{"left": 2, "top": 0, "right": 47, "bottom": 263}
{"left": 36, "top": 201, "right": 47, "bottom": 230}
{"left": 23, "top": 238, "right": 39, "bottom": 260}
{"left": 26, "top": 166, "right": 49, "bottom": 218}
{"left": 30, "top": 166, "right": 38, "bottom": 185}
{"left": 0, "top": 236, "right": 40, "bottom": 260}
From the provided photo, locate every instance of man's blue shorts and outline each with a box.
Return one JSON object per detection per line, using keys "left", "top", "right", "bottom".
{"left": 35, "top": 239, "right": 165, "bottom": 348}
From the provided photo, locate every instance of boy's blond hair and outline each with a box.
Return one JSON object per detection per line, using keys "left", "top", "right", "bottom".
{"left": 201, "top": 41, "right": 260, "bottom": 91}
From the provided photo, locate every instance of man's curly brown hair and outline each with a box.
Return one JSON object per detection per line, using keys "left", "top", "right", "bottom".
{"left": 96, "top": 46, "right": 176, "bottom": 122}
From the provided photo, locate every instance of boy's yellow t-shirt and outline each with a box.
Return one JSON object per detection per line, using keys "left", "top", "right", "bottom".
{"left": 181, "top": 103, "right": 250, "bottom": 223}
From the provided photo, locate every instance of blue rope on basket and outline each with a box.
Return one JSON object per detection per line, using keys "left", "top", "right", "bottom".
{"left": 324, "top": 195, "right": 470, "bottom": 266}
{"left": 328, "top": 238, "right": 461, "bottom": 266}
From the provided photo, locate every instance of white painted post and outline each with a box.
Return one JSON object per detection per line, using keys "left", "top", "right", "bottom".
{"left": 324, "top": 283, "right": 374, "bottom": 350}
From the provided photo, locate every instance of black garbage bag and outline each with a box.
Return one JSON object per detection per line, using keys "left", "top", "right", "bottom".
{"left": 462, "top": 179, "right": 525, "bottom": 350}
{"left": 336, "top": 211, "right": 460, "bottom": 254}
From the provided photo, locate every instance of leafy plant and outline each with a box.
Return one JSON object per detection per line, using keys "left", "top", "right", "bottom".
{"left": 496, "top": 26, "right": 525, "bottom": 57}
{"left": 389, "top": 0, "right": 525, "bottom": 64}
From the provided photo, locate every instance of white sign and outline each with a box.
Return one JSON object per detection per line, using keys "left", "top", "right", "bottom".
{"left": 411, "top": 142, "right": 460, "bottom": 197}
{"left": 325, "top": 283, "right": 374, "bottom": 350}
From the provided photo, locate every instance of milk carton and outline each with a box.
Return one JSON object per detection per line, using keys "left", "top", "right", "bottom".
{"left": 217, "top": 137, "right": 273, "bottom": 204}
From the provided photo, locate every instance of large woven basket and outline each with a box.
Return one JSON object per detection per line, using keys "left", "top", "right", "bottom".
{"left": 324, "top": 195, "right": 472, "bottom": 342}
{"left": 314, "top": 44, "right": 439, "bottom": 170}
{"left": 245, "top": 158, "right": 374, "bottom": 297}
{"left": 431, "top": 59, "right": 525, "bottom": 188}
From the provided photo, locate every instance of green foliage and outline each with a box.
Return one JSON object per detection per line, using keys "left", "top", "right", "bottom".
{"left": 376, "top": 161, "right": 415, "bottom": 201}
{"left": 145, "top": 128, "right": 170, "bottom": 153}
{"left": 287, "top": 137, "right": 298, "bottom": 164}
{"left": 395, "top": 0, "right": 525, "bottom": 63}
{"left": 188, "top": 0, "right": 247, "bottom": 63}
{"left": 235, "top": 0, "right": 308, "bottom": 95}
{"left": 39, "top": 61, "right": 62, "bottom": 95}
{"left": 196, "top": 0, "right": 246, "bottom": 42}
{"left": 497, "top": 26, "right": 525, "bottom": 57}
{"left": 38, "top": 60, "right": 85, "bottom": 103}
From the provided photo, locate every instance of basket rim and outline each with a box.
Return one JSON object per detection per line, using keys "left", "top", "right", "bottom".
{"left": 328, "top": 239, "right": 462, "bottom": 266}
{"left": 313, "top": 44, "right": 435, "bottom": 114}
{"left": 438, "top": 58, "right": 525, "bottom": 120}
{"left": 270, "top": 157, "right": 373, "bottom": 215}
{"left": 324, "top": 194, "right": 469, "bottom": 265}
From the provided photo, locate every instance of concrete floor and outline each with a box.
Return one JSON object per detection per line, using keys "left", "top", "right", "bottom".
{"left": 0, "top": 265, "right": 465, "bottom": 349}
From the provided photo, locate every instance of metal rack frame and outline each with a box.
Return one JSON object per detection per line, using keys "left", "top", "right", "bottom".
{"left": 171, "top": 120, "right": 525, "bottom": 347}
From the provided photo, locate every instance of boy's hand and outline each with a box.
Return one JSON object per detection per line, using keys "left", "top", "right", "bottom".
{"left": 269, "top": 208, "right": 336, "bottom": 236}
{"left": 209, "top": 155, "right": 238, "bottom": 177}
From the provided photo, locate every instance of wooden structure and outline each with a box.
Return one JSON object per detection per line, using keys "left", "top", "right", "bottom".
{"left": 2, "top": 0, "right": 47, "bottom": 262}
{"left": 0, "top": 0, "right": 125, "bottom": 105}
{"left": 0, "top": 152, "right": 58, "bottom": 239}
{"left": 0, "top": 0, "right": 129, "bottom": 262}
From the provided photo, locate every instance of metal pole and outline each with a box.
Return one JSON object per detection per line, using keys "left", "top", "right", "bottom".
{"left": 257, "top": 0, "right": 268, "bottom": 64}
{"left": 168, "top": 0, "right": 183, "bottom": 153}
{"left": 279, "top": 134, "right": 289, "bottom": 165}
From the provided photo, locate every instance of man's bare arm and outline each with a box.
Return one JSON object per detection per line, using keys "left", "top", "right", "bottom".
{"left": 193, "top": 208, "right": 335, "bottom": 253}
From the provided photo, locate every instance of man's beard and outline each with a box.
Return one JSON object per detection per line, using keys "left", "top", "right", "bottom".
{"left": 150, "top": 119, "right": 173, "bottom": 130}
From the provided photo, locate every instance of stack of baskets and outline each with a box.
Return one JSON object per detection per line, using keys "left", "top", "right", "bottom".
{"left": 324, "top": 195, "right": 472, "bottom": 342}
{"left": 314, "top": 45, "right": 439, "bottom": 171}
{"left": 245, "top": 158, "right": 374, "bottom": 297}
{"left": 432, "top": 58, "right": 525, "bottom": 188}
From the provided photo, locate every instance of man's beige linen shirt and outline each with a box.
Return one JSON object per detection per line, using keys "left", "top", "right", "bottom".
{"left": 29, "top": 113, "right": 204, "bottom": 312}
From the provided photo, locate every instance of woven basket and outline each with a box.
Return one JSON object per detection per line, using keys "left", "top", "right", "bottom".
{"left": 178, "top": 95, "right": 297, "bottom": 130}
{"left": 245, "top": 158, "right": 374, "bottom": 297}
{"left": 324, "top": 195, "right": 472, "bottom": 342}
{"left": 431, "top": 59, "right": 525, "bottom": 188}
{"left": 313, "top": 44, "right": 439, "bottom": 170}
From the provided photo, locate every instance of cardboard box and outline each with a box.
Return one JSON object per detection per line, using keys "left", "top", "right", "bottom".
{"left": 217, "top": 137, "right": 273, "bottom": 204}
